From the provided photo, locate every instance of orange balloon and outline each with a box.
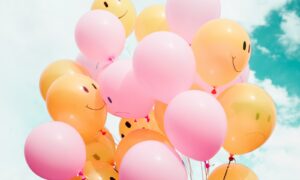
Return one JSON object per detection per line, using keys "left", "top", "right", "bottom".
{"left": 39, "top": 60, "right": 87, "bottom": 100}
{"left": 95, "top": 127, "right": 116, "bottom": 150}
{"left": 218, "top": 83, "right": 276, "bottom": 155}
{"left": 46, "top": 74, "right": 107, "bottom": 143}
{"left": 114, "top": 129, "right": 171, "bottom": 170}
{"left": 135, "top": 4, "right": 169, "bottom": 41}
{"left": 192, "top": 19, "right": 251, "bottom": 86}
{"left": 86, "top": 133, "right": 116, "bottom": 165}
{"left": 119, "top": 111, "right": 161, "bottom": 138}
{"left": 72, "top": 161, "right": 118, "bottom": 180}
{"left": 209, "top": 163, "right": 258, "bottom": 180}
{"left": 153, "top": 101, "right": 168, "bottom": 133}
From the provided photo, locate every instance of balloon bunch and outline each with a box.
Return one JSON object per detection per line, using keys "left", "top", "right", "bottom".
{"left": 25, "top": 0, "right": 277, "bottom": 180}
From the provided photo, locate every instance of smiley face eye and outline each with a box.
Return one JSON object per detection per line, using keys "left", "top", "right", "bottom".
{"left": 83, "top": 86, "right": 89, "bottom": 93}
{"left": 243, "top": 41, "right": 247, "bottom": 51}
{"left": 104, "top": 1, "right": 108, "bottom": 8}
{"left": 107, "top": 97, "right": 112, "bottom": 103}
{"left": 93, "top": 154, "right": 100, "bottom": 160}
{"left": 92, "top": 83, "right": 97, "bottom": 90}
{"left": 110, "top": 177, "right": 116, "bottom": 180}
{"left": 125, "top": 121, "right": 131, "bottom": 128}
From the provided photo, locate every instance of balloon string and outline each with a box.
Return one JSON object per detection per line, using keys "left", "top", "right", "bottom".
{"left": 204, "top": 161, "right": 210, "bottom": 179}
{"left": 223, "top": 154, "right": 235, "bottom": 180}
{"left": 187, "top": 158, "right": 193, "bottom": 180}
{"left": 200, "top": 162, "right": 205, "bottom": 180}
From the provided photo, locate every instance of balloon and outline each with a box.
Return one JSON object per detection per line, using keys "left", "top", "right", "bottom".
{"left": 75, "top": 10, "right": 126, "bottom": 61}
{"left": 209, "top": 163, "right": 258, "bottom": 180}
{"left": 95, "top": 128, "right": 115, "bottom": 150}
{"left": 166, "top": 0, "right": 221, "bottom": 43}
{"left": 98, "top": 60, "right": 154, "bottom": 118}
{"left": 77, "top": 54, "right": 112, "bottom": 80}
{"left": 133, "top": 32, "right": 196, "bottom": 103}
{"left": 39, "top": 60, "right": 87, "bottom": 100}
{"left": 192, "top": 19, "right": 251, "bottom": 86}
{"left": 119, "top": 111, "right": 161, "bottom": 138}
{"left": 24, "top": 122, "right": 86, "bottom": 180}
{"left": 72, "top": 161, "right": 118, "bottom": 180}
{"left": 164, "top": 90, "right": 227, "bottom": 161}
{"left": 114, "top": 129, "right": 171, "bottom": 170}
{"left": 154, "top": 101, "right": 168, "bottom": 133}
{"left": 119, "top": 141, "right": 187, "bottom": 180}
{"left": 46, "top": 74, "right": 107, "bottom": 143}
{"left": 218, "top": 83, "right": 276, "bottom": 155}
{"left": 92, "top": 0, "right": 136, "bottom": 37}
{"left": 195, "top": 66, "right": 250, "bottom": 97}
{"left": 135, "top": 5, "right": 169, "bottom": 41}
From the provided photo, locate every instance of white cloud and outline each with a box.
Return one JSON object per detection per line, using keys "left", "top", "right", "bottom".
{"left": 279, "top": 11, "right": 300, "bottom": 56}
{"left": 257, "top": 45, "right": 271, "bottom": 55}
{"left": 221, "top": 0, "right": 291, "bottom": 32}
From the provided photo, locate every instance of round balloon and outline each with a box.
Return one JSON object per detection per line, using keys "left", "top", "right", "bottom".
{"left": 75, "top": 10, "right": 126, "bottom": 61}
{"left": 192, "top": 19, "right": 251, "bottom": 86}
{"left": 92, "top": 0, "right": 136, "bottom": 37}
{"left": 133, "top": 32, "right": 196, "bottom": 103}
{"left": 165, "top": 90, "right": 227, "bottom": 161}
{"left": 98, "top": 60, "right": 154, "bottom": 119}
{"left": 39, "top": 60, "right": 87, "bottom": 100}
{"left": 209, "top": 163, "right": 258, "bottom": 180}
{"left": 24, "top": 122, "right": 86, "bottom": 180}
{"left": 114, "top": 129, "right": 171, "bottom": 170}
{"left": 120, "top": 141, "right": 187, "bottom": 180}
{"left": 46, "top": 74, "right": 107, "bottom": 143}
{"left": 119, "top": 111, "right": 161, "bottom": 138}
{"left": 135, "top": 5, "right": 169, "bottom": 41}
{"left": 86, "top": 137, "right": 116, "bottom": 165}
{"left": 166, "top": 0, "right": 221, "bottom": 43}
{"left": 95, "top": 128, "right": 115, "bottom": 150}
{"left": 218, "top": 83, "right": 276, "bottom": 155}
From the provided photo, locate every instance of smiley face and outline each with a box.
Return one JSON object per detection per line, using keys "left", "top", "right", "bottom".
{"left": 46, "top": 74, "right": 107, "bottom": 143}
{"left": 76, "top": 161, "right": 119, "bottom": 180}
{"left": 119, "top": 112, "right": 160, "bottom": 138}
{"left": 91, "top": 0, "right": 136, "bottom": 37}
{"left": 218, "top": 83, "right": 276, "bottom": 155}
{"left": 192, "top": 19, "right": 251, "bottom": 86}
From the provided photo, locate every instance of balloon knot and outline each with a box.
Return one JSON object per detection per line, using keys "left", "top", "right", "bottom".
{"left": 99, "top": 129, "right": 106, "bottom": 135}
{"left": 78, "top": 170, "right": 86, "bottom": 180}
{"left": 211, "top": 86, "right": 217, "bottom": 95}
{"left": 205, "top": 161, "right": 210, "bottom": 169}
{"left": 145, "top": 115, "right": 150, "bottom": 123}
{"left": 229, "top": 154, "right": 235, "bottom": 162}
{"left": 108, "top": 56, "right": 115, "bottom": 62}
{"left": 134, "top": 119, "right": 138, "bottom": 123}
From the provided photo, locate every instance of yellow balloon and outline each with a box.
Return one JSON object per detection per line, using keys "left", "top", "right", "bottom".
{"left": 218, "top": 83, "right": 276, "bottom": 155}
{"left": 192, "top": 19, "right": 251, "bottom": 86}
{"left": 72, "top": 161, "right": 119, "bottom": 180}
{"left": 91, "top": 0, "right": 136, "bottom": 37}
{"left": 119, "top": 111, "right": 161, "bottom": 139}
{"left": 86, "top": 133, "right": 116, "bottom": 165}
{"left": 46, "top": 74, "right": 107, "bottom": 143}
{"left": 135, "top": 5, "right": 169, "bottom": 41}
{"left": 209, "top": 163, "right": 258, "bottom": 180}
{"left": 114, "top": 129, "right": 172, "bottom": 170}
{"left": 39, "top": 60, "right": 87, "bottom": 100}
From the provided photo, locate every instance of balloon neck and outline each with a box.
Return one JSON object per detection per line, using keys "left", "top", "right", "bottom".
{"left": 99, "top": 129, "right": 106, "bottom": 136}
{"left": 229, "top": 154, "right": 235, "bottom": 162}
{"left": 205, "top": 161, "right": 210, "bottom": 169}
{"left": 108, "top": 56, "right": 115, "bottom": 62}
{"left": 145, "top": 115, "right": 150, "bottom": 123}
{"left": 211, "top": 86, "right": 217, "bottom": 95}
{"left": 78, "top": 170, "right": 86, "bottom": 180}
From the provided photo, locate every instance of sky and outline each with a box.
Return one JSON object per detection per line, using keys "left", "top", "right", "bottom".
{"left": 0, "top": 0, "right": 299, "bottom": 179}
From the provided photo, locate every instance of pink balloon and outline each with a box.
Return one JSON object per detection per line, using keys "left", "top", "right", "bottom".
{"left": 24, "top": 122, "right": 86, "bottom": 180}
{"left": 77, "top": 54, "right": 112, "bottom": 80}
{"left": 195, "top": 66, "right": 250, "bottom": 97}
{"left": 120, "top": 141, "right": 187, "bottom": 180}
{"left": 98, "top": 60, "right": 154, "bottom": 118}
{"left": 75, "top": 10, "right": 126, "bottom": 61}
{"left": 164, "top": 90, "right": 227, "bottom": 161}
{"left": 133, "top": 32, "right": 196, "bottom": 103}
{"left": 166, "top": 0, "right": 221, "bottom": 43}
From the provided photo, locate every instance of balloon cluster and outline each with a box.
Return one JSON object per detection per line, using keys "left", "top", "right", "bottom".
{"left": 25, "top": 0, "right": 277, "bottom": 180}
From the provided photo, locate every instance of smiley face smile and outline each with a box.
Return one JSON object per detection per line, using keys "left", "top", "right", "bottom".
{"left": 118, "top": 10, "right": 128, "bottom": 19}
{"left": 86, "top": 104, "right": 105, "bottom": 111}
{"left": 232, "top": 56, "right": 241, "bottom": 73}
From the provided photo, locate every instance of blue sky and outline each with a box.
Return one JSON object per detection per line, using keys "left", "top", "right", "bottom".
{"left": 0, "top": 0, "right": 299, "bottom": 179}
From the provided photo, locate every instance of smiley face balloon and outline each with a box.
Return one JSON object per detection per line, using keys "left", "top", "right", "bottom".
{"left": 46, "top": 74, "right": 107, "bottom": 143}
{"left": 91, "top": 0, "right": 136, "bottom": 37}
{"left": 218, "top": 83, "right": 276, "bottom": 155}
{"left": 192, "top": 19, "right": 251, "bottom": 86}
